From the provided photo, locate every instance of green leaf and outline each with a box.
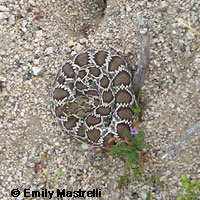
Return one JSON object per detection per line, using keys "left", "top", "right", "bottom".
{"left": 190, "top": 179, "right": 197, "bottom": 185}
{"left": 101, "top": 169, "right": 109, "bottom": 177}
{"left": 92, "top": 165, "right": 102, "bottom": 170}
{"left": 57, "top": 170, "right": 64, "bottom": 176}
{"left": 118, "top": 175, "right": 128, "bottom": 188}
{"left": 43, "top": 169, "right": 49, "bottom": 176}
{"left": 193, "top": 184, "right": 200, "bottom": 190}
{"left": 181, "top": 174, "right": 188, "bottom": 182}
{"left": 32, "top": 25, "right": 38, "bottom": 30}
{"left": 176, "top": 194, "right": 183, "bottom": 200}
{"left": 150, "top": 175, "right": 160, "bottom": 182}
{"left": 182, "top": 182, "right": 190, "bottom": 190}
{"left": 132, "top": 106, "right": 141, "bottom": 114}
{"left": 1, "top": 100, "right": 5, "bottom": 107}
{"left": 145, "top": 191, "right": 151, "bottom": 200}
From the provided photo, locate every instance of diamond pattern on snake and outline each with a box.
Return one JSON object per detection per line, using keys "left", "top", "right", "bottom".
{"left": 51, "top": 49, "right": 138, "bottom": 147}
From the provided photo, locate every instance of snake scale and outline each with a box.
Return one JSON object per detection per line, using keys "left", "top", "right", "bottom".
{"left": 51, "top": 49, "right": 138, "bottom": 147}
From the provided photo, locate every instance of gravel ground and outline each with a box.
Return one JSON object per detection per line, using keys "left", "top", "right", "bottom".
{"left": 0, "top": 0, "right": 199, "bottom": 199}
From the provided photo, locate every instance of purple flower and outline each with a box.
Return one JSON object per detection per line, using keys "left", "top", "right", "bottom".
{"left": 88, "top": 147, "right": 94, "bottom": 156}
{"left": 131, "top": 128, "right": 136, "bottom": 136}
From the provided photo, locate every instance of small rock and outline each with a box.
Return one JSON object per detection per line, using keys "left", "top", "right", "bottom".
{"left": 166, "top": 170, "right": 171, "bottom": 176}
{"left": 64, "top": 47, "right": 71, "bottom": 53}
{"left": 158, "top": 1, "right": 168, "bottom": 12}
{"left": 131, "top": 192, "right": 139, "bottom": 198}
{"left": 74, "top": 44, "right": 83, "bottom": 52}
{"left": 67, "top": 40, "right": 74, "bottom": 47}
{"left": 32, "top": 66, "right": 43, "bottom": 76}
{"left": 140, "top": 191, "right": 147, "bottom": 199}
{"left": 7, "top": 175, "right": 13, "bottom": 182}
{"left": 126, "top": 5, "right": 131, "bottom": 12}
{"left": 70, "top": 177, "right": 76, "bottom": 183}
{"left": 80, "top": 143, "right": 90, "bottom": 150}
{"left": 22, "top": 20, "right": 27, "bottom": 28}
{"left": 23, "top": 72, "right": 32, "bottom": 81}
{"left": 29, "top": 0, "right": 36, "bottom": 6}
{"left": 186, "top": 30, "right": 195, "bottom": 40}
{"left": 105, "top": 32, "right": 112, "bottom": 39}
{"left": 0, "top": 12, "right": 8, "bottom": 20}
{"left": 45, "top": 47, "right": 53, "bottom": 55}
{"left": 8, "top": 15, "right": 15, "bottom": 25}
{"left": 160, "top": 176, "right": 167, "bottom": 182}
{"left": 80, "top": 38, "right": 88, "bottom": 44}
{"left": 0, "top": 5, "right": 9, "bottom": 12}
{"left": 172, "top": 30, "right": 176, "bottom": 34}
{"left": 36, "top": 30, "right": 43, "bottom": 39}
{"left": 0, "top": 76, "right": 6, "bottom": 82}
{"left": 44, "top": 56, "right": 49, "bottom": 62}
{"left": 70, "top": 51, "right": 76, "bottom": 57}
{"left": 33, "top": 59, "right": 40, "bottom": 65}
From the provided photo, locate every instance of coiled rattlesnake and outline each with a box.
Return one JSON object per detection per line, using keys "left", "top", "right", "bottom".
{"left": 51, "top": 49, "right": 139, "bottom": 147}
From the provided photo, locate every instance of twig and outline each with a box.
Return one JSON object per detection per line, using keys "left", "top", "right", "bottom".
{"left": 133, "top": 12, "right": 150, "bottom": 95}
{"left": 162, "top": 122, "right": 200, "bottom": 160}
{"left": 176, "top": 13, "right": 200, "bottom": 37}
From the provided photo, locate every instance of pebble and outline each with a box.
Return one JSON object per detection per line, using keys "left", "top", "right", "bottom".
{"left": 126, "top": 4, "right": 131, "bottom": 12}
{"left": 32, "top": 66, "right": 43, "bottom": 76}
{"left": 0, "top": 5, "right": 9, "bottom": 12}
{"left": 140, "top": 191, "right": 147, "bottom": 199}
{"left": 158, "top": 1, "right": 169, "bottom": 12}
{"left": 166, "top": 170, "right": 171, "bottom": 177}
{"left": 22, "top": 20, "right": 27, "bottom": 28}
{"left": 80, "top": 38, "right": 88, "bottom": 44}
{"left": 105, "top": 32, "right": 112, "bottom": 39}
{"left": 160, "top": 176, "right": 167, "bottom": 182}
{"left": 186, "top": 30, "right": 195, "bottom": 40}
{"left": 36, "top": 30, "right": 43, "bottom": 39}
{"left": 0, "top": 12, "right": 8, "bottom": 19}
{"left": 23, "top": 72, "right": 32, "bottom": 81}
{"left": 80, "top": 143, "right": 90, "bottom": 150}
{"left": 8, "top": 15, "right": 15, "bottom": 25}
{"left": 70, "top": 177, "right": 76, "bottom": 183}
{"left": 45, "top": 47, "right": 54, "bottom": 55}
{"left": 29, "top": 0, "right": 36, "bottom": 6}
{"left": 74, "top": 44, "right": 83, "bottom": 52}
{"left": 0, "top": 76, "right": 6, "bottom": 82}
{"left": 33, "top": 59, "right": 40, "bottom": 65}
{"left": 67, "top": 40, "right": 74, "bottom": 47}
{"left": 70, "top": 51, "right": 77, "bottom": 57}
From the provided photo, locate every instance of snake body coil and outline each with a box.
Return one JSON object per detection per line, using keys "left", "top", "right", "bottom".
{"left": 51, "top": 49, "right": 138, "bottom": 147}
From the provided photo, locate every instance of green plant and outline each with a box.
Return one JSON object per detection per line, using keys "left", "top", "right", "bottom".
{"left": 32, "top": 25, "right": 39, "bottom": 30}
{"left": 109, "top": 129, "right": 148, "bottom": 188}
{"left": 43, "top": 168, "right": 51, "bottom": 179}
{"left": 177, "top": 174, "right": 200, "bottom": 200}
{"left": 1, "top": 100, "right": 5, "bottom": 107}
{"left": 109, "top": 130, "right": 146, "bottom": 168}
{"left": 57, "top": 170, "right": 64, "bottom": 176}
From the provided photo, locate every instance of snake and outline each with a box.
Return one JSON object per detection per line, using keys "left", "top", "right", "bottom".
{"left": 51, "top": 49, "right": 138, "bottom": 147}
